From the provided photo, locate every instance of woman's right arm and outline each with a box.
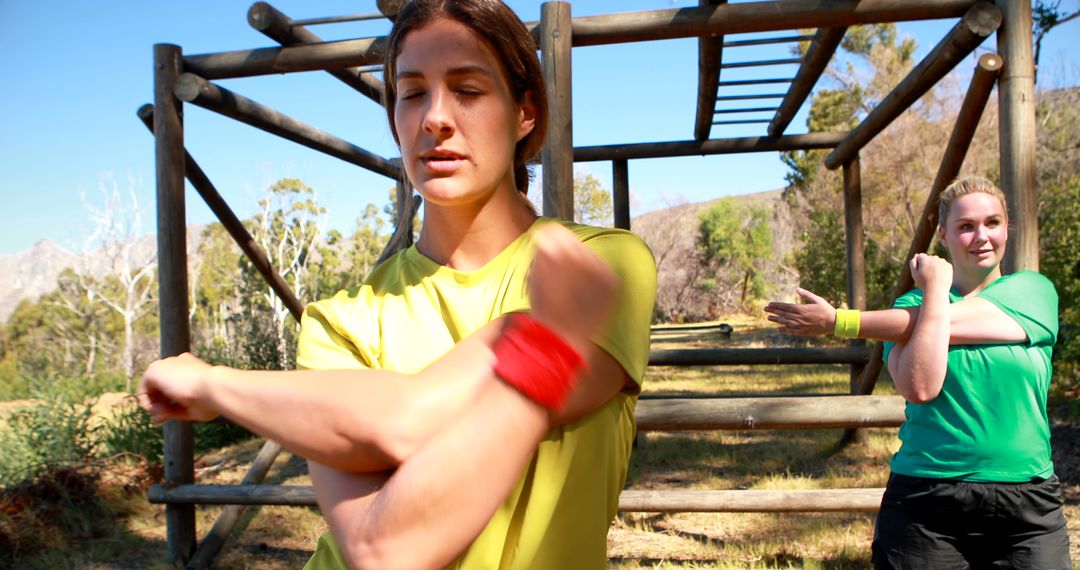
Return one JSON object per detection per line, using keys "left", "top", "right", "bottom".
{"left": 764, "top": 287, "right": 1026, "bottom": 345}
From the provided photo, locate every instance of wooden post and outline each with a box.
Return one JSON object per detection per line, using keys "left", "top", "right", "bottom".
{"left": 248, "top": 2, "right": 385, "bottom": 104}
{"left": 573, "top": 132, "right": 845, "bottom": 162}
{"left": 174, "top": 73, "right": 402, "bottom": 179}
{"left": 825, "top": 1, "right": 1002, "bottom": 169}
{"left": 541, "top": 2, "right": 573, "bottom": 220}
{"left": 154, "top": 43, "right": 195, "bottom": 565}
{"left": 694, "top": 0, "right": 726, "bottom": 141}
{"left": 612, "top": 159, "right": 630, "bottom": 230}
{"left": 996, "top": 0, "right": 1038, "bottom": 272}
{"left": 768, "top": 27, "right": 846, "bottom": 137}
{"left": 841, "top": 156, "right": 868, "bottom": 445}
{"left": 853, "top": 53, "right": 1003, "bottom": 397}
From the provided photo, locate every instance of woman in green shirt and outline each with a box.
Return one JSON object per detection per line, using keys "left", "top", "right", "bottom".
{"left": 765, "top": 176, "right": 1069, "bottom": 568}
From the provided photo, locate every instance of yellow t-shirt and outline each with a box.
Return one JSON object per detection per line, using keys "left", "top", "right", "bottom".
{"left": 297, "top": 218, "right": 656, "bottom": 569}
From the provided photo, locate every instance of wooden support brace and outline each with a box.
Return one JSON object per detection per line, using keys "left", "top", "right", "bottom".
{"left": 768, "top": 27, "right": 847, "bottom": 137}
{"left": 853, "top": 53, "right": 1002, "bottom": 397}
{"left": 247, "top": 2, "right": 385, "bottom": 105}
{"left": 824, "top": 1, "right": 1002, "bottom": 169}
{"left": 694, "top": 0, "right": 727, "bottom": 141}
{"left": 136, "top": 105, "right": 305, "bottom": 322}
{"left": 174, "top": 73, "right": 402, "bottom": 180}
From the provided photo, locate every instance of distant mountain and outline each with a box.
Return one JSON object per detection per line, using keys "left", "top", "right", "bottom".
{"left": 0, "top": 228, "right": 203, "bottom": 323}
{"left": 0, "top": 240, "right": 79, "bottom": 322}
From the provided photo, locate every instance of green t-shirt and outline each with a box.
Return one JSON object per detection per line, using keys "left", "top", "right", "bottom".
{"left": 296, "top": 217, "right": 657, "bottom": 569}
{"left": 882, "top": 270, "right": 1058, "bottom": 482}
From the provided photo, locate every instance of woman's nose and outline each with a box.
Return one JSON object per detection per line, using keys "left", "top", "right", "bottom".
{"left": 422, "top": 89, "right": 454, "bottom": 136}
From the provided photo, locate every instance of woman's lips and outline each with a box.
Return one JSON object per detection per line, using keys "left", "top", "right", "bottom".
{"left": 421, "top": 156, "right": 465, "bottom": 174}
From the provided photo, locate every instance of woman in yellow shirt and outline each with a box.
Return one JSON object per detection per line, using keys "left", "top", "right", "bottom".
{"left": 139, "top": 1, "right": 658, "bottom": 568}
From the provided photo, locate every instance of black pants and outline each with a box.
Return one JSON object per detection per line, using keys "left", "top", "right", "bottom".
{"left": 872, "top": 473, "right": 1071, "bottom": 569}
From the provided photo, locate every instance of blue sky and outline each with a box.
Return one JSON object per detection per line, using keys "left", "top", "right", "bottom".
{"left": 1, "top": 1, "right": 1077, "bottom": 255}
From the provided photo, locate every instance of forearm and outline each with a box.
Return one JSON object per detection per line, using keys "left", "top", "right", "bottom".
{"left": 890, "top": 292, "right": 950, "bottom": 403}
{"left": 857, "top": 299, "right": 1024, "bottom": 345}
{"left": 333, "top": 380, "right": 548, "bottom": 569}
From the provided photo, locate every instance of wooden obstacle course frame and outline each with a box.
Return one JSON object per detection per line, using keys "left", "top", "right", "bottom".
{"left": 146, "top": 1, "right": 1033, "bottom": 566}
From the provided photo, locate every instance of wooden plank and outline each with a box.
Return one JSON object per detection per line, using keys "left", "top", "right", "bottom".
{"left": 996, "top": 0, "right": 1039, "bottom": 272}
{"left": 635, "top": 395, "right": 906, "bottom": 430}
{"left": 720, "top": 57, "right": 802, "bottom": 69}
{"left": 649, "top": 346, "right": 871, "bottom": 366}
{"left": 153, "top": 43, "right": 195, "bottom": 565}
{"left": 137, "top": 105, "right": 306, "bottom": 322}
{"left": 574, "top": 132, "right": 845, "bottom": 162}
{"left": 768, "top": 27, "right": 847, "bottom": 137}
{"left": 854, "top": 53, "right": 1002, "bottom": 397}
{"left": 148, "top": 484, "right": 887, "bottom": 513}
{"left": 150, "top": 484, "right": 886, "bottom": 513}
{"left": 183, "top": 36, "right": 386, "bottom": 80}
{"left": 618, "top": 488, "right": 885, "bottom": 512}
{"left": 824, "top": 2, "right": 1002, "bottom": 169}
{"left": 541, "top": 2, "right": 574, "bottom": 220}
{"left": 174, "top": 73, "right": 401, "bottom": 179}
{"left": 247, "top": 2, "right": 384, "bottom": 104}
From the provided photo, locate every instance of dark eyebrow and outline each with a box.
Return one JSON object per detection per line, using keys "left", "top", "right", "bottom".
{"left": 396, "top": 64, "right": 495, "bottom": 82}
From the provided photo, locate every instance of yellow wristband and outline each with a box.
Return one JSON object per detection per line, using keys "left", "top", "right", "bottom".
{"left": 834, "top": 309, "right": 861, "bottom": 339}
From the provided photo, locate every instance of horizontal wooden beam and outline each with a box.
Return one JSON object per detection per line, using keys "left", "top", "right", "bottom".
{"left": 247, "top": 2, "right": 384, "bottom": 104}
{"left": 183, "top": 36, "right": 386, "bottom": 80}
{"left": 635, "top": 395, "right": 905, "bottom": 430}
{"left": 574, "top": 132, "right": 845, "bottom": 161}
{"left": 150, "top": 484, "right": 886, "bottom": 513}
{"left": 555, "top": 0, "right": 977, "bottom": 47}
{"left": 618, "top": 488, "right": 885, "bottom": 513}
{"left": 717, "top": 77, "right": 792, "bottom": 86}
{"left": 174, "top": 73, "right": 402, "bottom": 179}
{"left": 768, "top": 27, "right": 847, "bottom": 137}
{"left": 824, "top": 1, "right": 1001, "bottom": 169}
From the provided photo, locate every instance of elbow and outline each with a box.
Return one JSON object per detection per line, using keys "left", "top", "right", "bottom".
{"left": 342, "top": 535, "right": 440, "bottom": 570}
{"left": 898, "top": 379, "right": 943, "bottom": 404}
{"left": 903, "top": 390, "right": 939, "bottom": 404}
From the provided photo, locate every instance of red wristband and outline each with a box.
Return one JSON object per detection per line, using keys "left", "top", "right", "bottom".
{"left": 491, "top": 313, "right": 587, "bottom": 410}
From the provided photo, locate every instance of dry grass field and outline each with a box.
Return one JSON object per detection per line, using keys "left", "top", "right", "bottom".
{"left": 4, "top": 315, "right": 1078, "bottom": 568}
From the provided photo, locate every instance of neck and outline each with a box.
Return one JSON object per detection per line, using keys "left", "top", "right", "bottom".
{"left": 952, "top": 265, "right": 1003, "bottom": 297}
{"left": 416, "top": 187, "right": 537, "bottom": 271}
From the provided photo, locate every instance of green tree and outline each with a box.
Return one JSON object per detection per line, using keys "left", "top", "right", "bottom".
{"left": 242, "top": 178, "right": 326, "bottom": 369}
{"left": 698, "top": 198, "right": 774, "bottom": 312}
{"left": 573, "top": 172, "right": 614, "bottom": 227}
